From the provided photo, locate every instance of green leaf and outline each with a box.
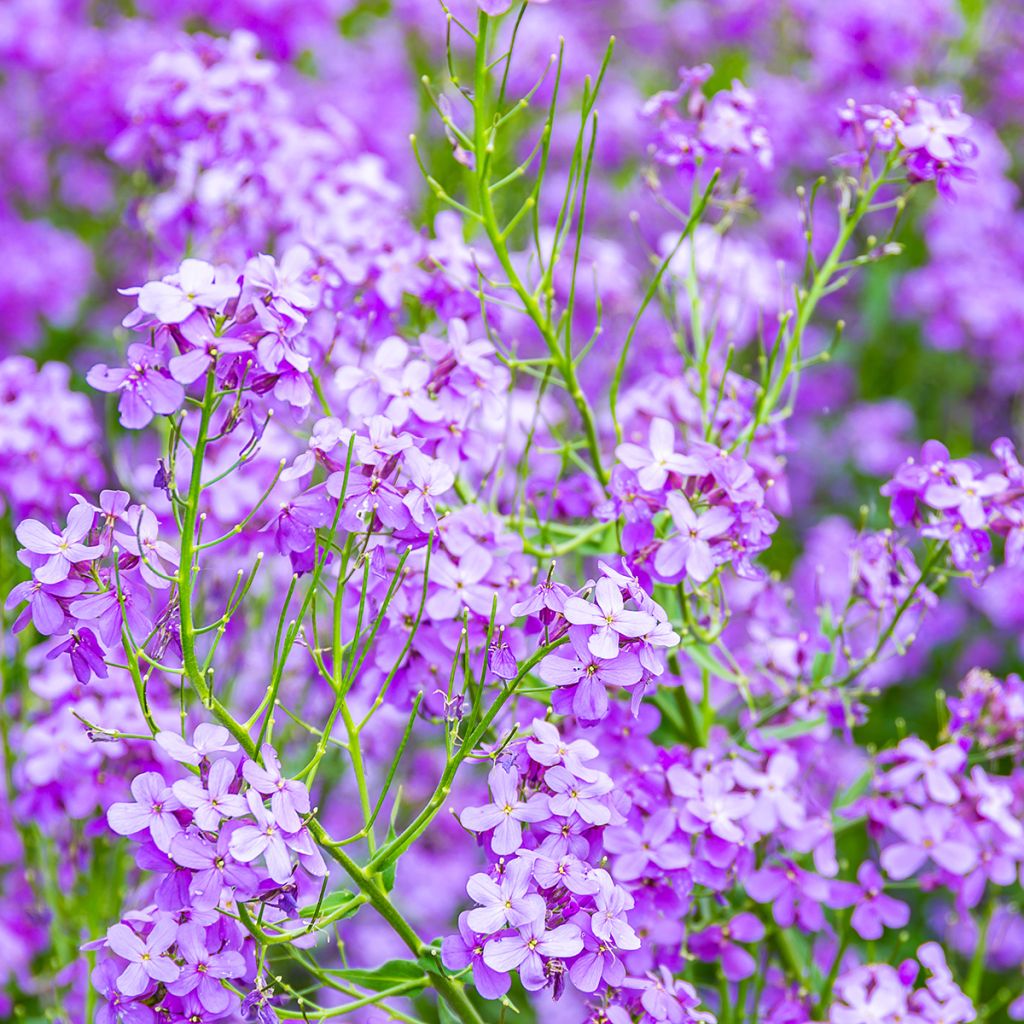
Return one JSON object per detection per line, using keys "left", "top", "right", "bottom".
{"left": 811, "top": 650, "right": 834, "bottom": 684}
{"left": 834, "top": 766, "right": 872, "bottom": 811}
{"left": 299, "top": 888, "right": 359, "bottom": 920}
{"left": 336, "top": 959, "right": 424, "bottom": 991}
{"left": 381, "top": 821, "right": 398, "bottom": 893}
{"left": 761, "top": 715, "right": 826, "bottom": 740}
{"left": 439, "top": 998, "right": 461, "bottom": 1024}
{"left": 683, "top": 643, "right": 742, "bottom": 685}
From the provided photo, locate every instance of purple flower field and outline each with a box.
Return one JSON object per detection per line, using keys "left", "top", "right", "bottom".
{"left": 3, "top": 1, "right": 1024, "bottom": 1022}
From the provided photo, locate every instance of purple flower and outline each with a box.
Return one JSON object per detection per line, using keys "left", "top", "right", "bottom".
{"left": 545, "top": 766, "right": 614, "bottom": 826}
{"left": 670, "top": 767, "right": 753, "bottom": 844}
{"left": 688, "top": 912, "right": 764, "bottom": 980}
{"left": 483, "top": 918, "right": 584, "bottom": 991}
{"left": 924, "top": 464, "right": 1006, "bottom": 530}
{"left": 898, "top": 98, "right": 971, "bottom": 162}
{"left": 510, "top": 578, "right": 571, "bottom": 621}
{"left": 6, "top": 576, "right": 84, "bottom": 635}
{"left": 169, "top": 831, "right": 258, "bottom": 910}
{"left": 487, "top": 632, "right": 518, "bottom": 680}
{"left": 114, "top": 505, "right": 179, "bottom": 590}
{"left": 402, "top": 448, "right": 454, "bottom": 529}
{"left": 91, "top": 960, "right": 156, "bottom": 1024}
{"left": 881, "top": 737, "right": 965, "bottom": 805}
{"left": 562, "top": 577, "right": 656, "bottom": 659}
{"left": 16, "top": 504, "right": 101, "bottom": 584}
{"left": 460, "top": 765, "right": 549, "bottom": 856}
{"left": 603, "top": 809, "right": 690, "bottom": 880}
{"left": 615, "top": 417, "right": 704, "bottom": 491}
{"left": 69, "top": 577, "right": 152, "bottom": 647}
{"left": 46, "top": 626, "right": 109, "bottom": 683}
{"left": 849, "top": 862, "right": 911, "bottom": 941}
{"left": 539, "top": 626, "right": 643, "bottom": 723}
{"left": 107, "top": 772, "right": 183, "bottom": 852}
{"left": 880, "top": 806, "right": 979, "bottom": 880}
{"left": 527, "top": 718, "right": 601, "bottom": 781}
{"left": 229, "top": 790, "right": 294, "bottom": 884}
{"left": 242, "top": 744, "right": 310, "bottom": 833}
{"left": 442, "top": 912, "right": 511, "bottom": 1000}
{"left": 465, "top": 858, "right": 545, "bottom": 934}
{"left": 531, "top": 853, "right": 600, "bottom": 895}
{"left": 746, "top": 860, "right": 836, "bottom": 931}
{"left": 173, "top": 759, "right": 248, "bottom": 831}
{"left": 106, "top": 918, "right": 180, "bottom": 996}
{"left": 732, "top": 752, "right": 806, "bottom": 831}
{"left": 156, "top": 724, "right": 240, "bottom": 766}
{"left": 654, "top": 493, "right": 733, "bottom": 584}
{"left": 130, "top": 258, "right": 239, "bottom": 324}
{"left": 590, "top": 873, "right": 641, "bottom": 950}
{"left": 167, "top": 922, "right": 246, "bottom": 1013}
{"left": 426, "top": 547, "right": 495, "bottom": 619}
{"left": 568, "top": 919, "right": 626, "bottom": 993}
{"left": 87, "top": 344, "right": 186, "bottom": 430}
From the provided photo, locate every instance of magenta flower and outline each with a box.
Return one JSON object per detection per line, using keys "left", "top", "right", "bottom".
{"left": 483, "top": 918, "right": 583, "bottom": 991}
{"left": 562, "top": 577, "right": 656, "bottom": 659}
{"left": 87, "top": 343, "right": 186, "bottom": 430}
{"left": 242, "top": 744, "right": 311, "bottom": 833}
{"left": 615, "top": 417, "right": 704, "bottom": 491}
{"left": 880, "top": 806, "right": 979, "bottom": 880}
{"left": 459, "top": 765, "right": 549, "bottom": 856}
{"left": 465, "top": 859, "right": 545, "bottom": 934}
{"left": 654, "top": 492, "right": 733, "bottom": 584}
{"left": 107, "top": 772, "right": 183, "bottom": 853}
{"left": 106, "top": 918, "right": 180, "bottom": 996}
{"left": 688, "top": 912, "right": 765, "bottom": 980}
{"left": 16, "top": 504, "right": 101, "bottom": 584}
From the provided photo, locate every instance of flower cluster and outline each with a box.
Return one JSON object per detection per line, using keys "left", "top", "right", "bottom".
{"left": 3, "top": 2, "right": 1024, "bottom": 1024}
{"left": 839, "top": 88, "right": 978, "bottom": 196}
{"left": 447, "top": 720, "right": 642, "bottom": 1000}
{"left": 91, "top": 731, "right": 323, "bottom": 1021}
{"left": 644, "top": 65, "right": 773, "bottom": 179}
{"left": 884, "top": 437, "right": 1024, "bottom": 576}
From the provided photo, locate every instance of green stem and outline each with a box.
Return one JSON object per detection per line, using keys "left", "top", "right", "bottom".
{"left": 470, "top": 11, "right": 608, "bottom": 490}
